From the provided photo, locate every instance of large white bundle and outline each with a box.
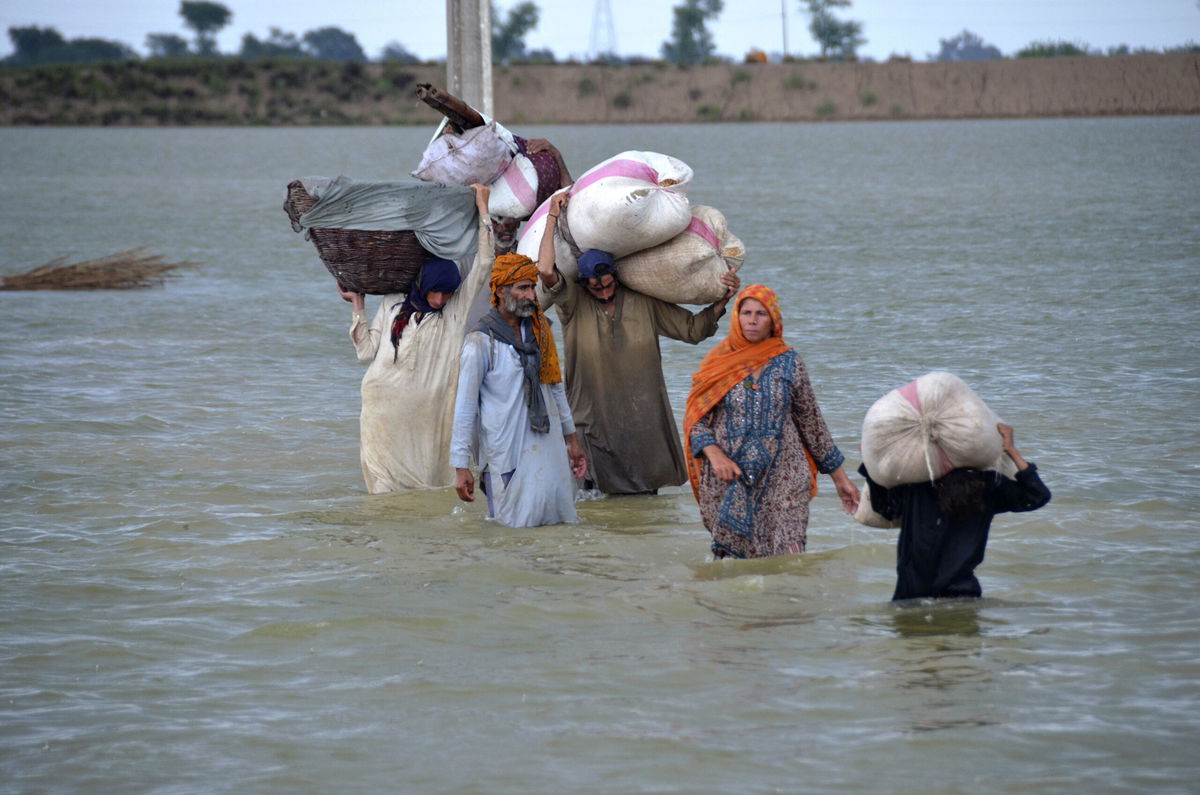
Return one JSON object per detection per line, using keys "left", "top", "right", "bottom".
{"left": 518, "top": 151, "right": 693, "bottom": 260}
{"left": 615, "top": 205, "right": 745, "bottom": 305}
{"left": 861, "top": 371, "right": 1014, "bottom": 488}
{"left": 487, "top": 153, "right": 540, "bottom": 219}
{"left": 412, "top": 121, "right": 512, "bottom": 187}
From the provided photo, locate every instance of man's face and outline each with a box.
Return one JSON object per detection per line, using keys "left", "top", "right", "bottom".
{"left": 502, "top": 280, "right": 537, "bottom": 318}
{"left": 492, "top": 217, "right": 520, "bottom": 254}
{"left": 584, "top": 274, "right": 617, "bottom": 304}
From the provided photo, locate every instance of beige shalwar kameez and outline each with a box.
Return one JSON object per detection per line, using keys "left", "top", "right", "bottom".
{"left": 348, "top": 217, "right": 494, "bottom": 492}
{"left": 542, "top": 276, "right": 722, "bottom": 494}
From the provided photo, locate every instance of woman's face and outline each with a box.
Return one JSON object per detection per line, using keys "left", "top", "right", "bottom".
{"left": 425, "top": 290, "right": 452, "bottom": 310}
{"left": 738, "top": 298, "right": 773, "bottom": 343}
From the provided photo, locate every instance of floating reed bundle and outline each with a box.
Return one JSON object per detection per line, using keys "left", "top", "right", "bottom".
{"left": 283, "top": 180, "right": 431, "bottom": 295}
{"left": 0, "top": 247, "right": 194, "bottom": 290}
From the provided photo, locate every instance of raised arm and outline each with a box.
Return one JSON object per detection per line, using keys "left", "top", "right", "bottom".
{"left": 991, "top": 423, "right": 1051, "bottom": 514}
{"left": 536, "top": 192, "right": 569, "bottom": 290}
{"left": 998, "top": 423, "right": 1029, "bottom": 471}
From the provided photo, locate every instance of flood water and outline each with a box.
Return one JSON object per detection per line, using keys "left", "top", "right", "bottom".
{"left": 1, "top": 117, "right": 1198, "bottom": 793}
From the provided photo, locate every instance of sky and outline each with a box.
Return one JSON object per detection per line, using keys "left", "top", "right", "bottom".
{"left": 1, "top": 0, "right": 1198, "bottom": 62}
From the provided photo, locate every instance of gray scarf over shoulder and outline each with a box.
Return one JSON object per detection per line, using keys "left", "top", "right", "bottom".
{"left": 474, "top": 308, "right": 550, "bottom": 434}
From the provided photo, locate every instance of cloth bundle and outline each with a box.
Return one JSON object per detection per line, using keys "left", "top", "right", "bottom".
{"left": 860, "top": 371, "right": 1015, "bottom": 489}
{"left": 411, "top": 121, "right": 513, "bottom": 187}
{"left": 516, "top": 151, "right": 746, "bottom": 305}
{"left": 516, "top": 150, "right": 694, "bottom": 269}
{"left": 487, "top": 153, "right": 541, "bottom": 219}
{"left": 411, "top": 116, "right": 556, "bottom": 221}
{"left": 615, "top": 205, "right": 745, "bottom": 305}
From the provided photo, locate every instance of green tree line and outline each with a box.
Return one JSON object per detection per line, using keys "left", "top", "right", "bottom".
{"left": 4, "top": 0, "right": 1197, "bottom": 70}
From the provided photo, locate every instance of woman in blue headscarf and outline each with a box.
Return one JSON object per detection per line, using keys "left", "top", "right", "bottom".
{"left": 385, "top": 257, "right": 462, "bottom": 359}
{"left": 338, "top": 184, "right": 495, "bottom": 493}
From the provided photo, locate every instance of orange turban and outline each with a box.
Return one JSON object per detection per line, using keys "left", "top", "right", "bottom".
{"left": 682, "top": 285, "right": 816, "bottom": 500}
{"left": 489, "top": 253, "right": 561, "bottom": 384}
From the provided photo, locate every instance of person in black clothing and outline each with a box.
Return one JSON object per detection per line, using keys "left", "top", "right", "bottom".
{"left": 859, "top": 423, "right": 1051, "bottom": 602}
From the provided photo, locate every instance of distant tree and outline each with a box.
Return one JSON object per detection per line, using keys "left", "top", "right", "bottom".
{"left": 146, "top": 33, "right": 190, "bottom": 58}
{"left": 525, "top": 47, "right": 556, "bottom": 63}
{"left": 5, "top": 26, "right": 135, "bottom": 66}
{"left": 381, "top": 41, "right": 421, "bottom": 63}
{"left": 179, "top": 1, "right": 232, "bottom": 56}
{"left": 64, "top": 38, "right": 138, "bottom": 63}
{"left": 1016, "top": 40, "right": 1090, "bottom": 58}
{"left": 932, "top": 29, "right": 1001, "bottom": 61}
{"left": 660, "top": 0, "right": 724, "bottom": 66}
{"left": 492, "top": 1, "right": 540, "bottom": 63}
{"left": 302, "top": 27, "right": 367, "bottom": 62}
{"left": 6, "top": 26, "right": 66, "bottom": 64}
{"left": 802, "top": 0, "right": 864, "bottom": 60}
{"left": 239, "top": 28, "right": 306, "bottom": 59}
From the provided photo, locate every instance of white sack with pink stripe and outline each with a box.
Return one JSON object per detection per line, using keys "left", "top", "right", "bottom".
{"left": 860, "top": 371, "right": 1017, "bottom": 488}
{"left": 517, "top": 151, "right": 694, "bottom": 270}
{"left": 614, "top": 205, "right": 745, "bottom": 305}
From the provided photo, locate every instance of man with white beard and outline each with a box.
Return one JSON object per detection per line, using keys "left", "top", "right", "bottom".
{"left": 450, "top": 252, "right": 588, "bottom": 527}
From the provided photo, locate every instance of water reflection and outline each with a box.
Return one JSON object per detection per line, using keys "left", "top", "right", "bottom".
{"left": 890, "top": 599, "right": 984, "bottom": 639}
{"left": 884, "top": 600, "right": 1001, "bottom": 733}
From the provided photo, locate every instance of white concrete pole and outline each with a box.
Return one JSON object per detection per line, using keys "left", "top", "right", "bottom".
{"left": 446, "top": 0, "right": 493, "bottom": 117}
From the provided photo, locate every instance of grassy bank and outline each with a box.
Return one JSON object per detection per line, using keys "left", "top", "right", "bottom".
{"left": 2, "top": 54, "right": 1197, "bottom": 126}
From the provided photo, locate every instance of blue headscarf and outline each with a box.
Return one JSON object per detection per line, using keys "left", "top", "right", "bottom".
{"left": 406, "top": 257, "right": 462, "bottom": 314}
{"left": 578, "top": 249, "right": 616, "bottom": 281}
{"left": 390, "top": 258, "right": 462, "bottom": 353}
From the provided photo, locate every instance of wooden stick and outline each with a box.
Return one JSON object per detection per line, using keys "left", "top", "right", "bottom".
{"left": 415, "top": 83, "right": 485, "bottom": 131}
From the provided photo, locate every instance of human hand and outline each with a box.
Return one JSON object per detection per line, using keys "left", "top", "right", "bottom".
{"left": 703, "top": 445, "right": 742, "bottom": 483}
{"left": 997, "top": 423, "right": 1015, "bottom": 451}
{"left": 548, "top": 191, "right": 570, "bottom": 217}
{"left": 525, "top": 138, "right": 554, "bottom": 154}
{"left": 454, "top": 468, "right": 475, "bottom": 502}
{"left": 831, "top": 468, "right": 860, "bottom": 515}
{"left": 719, "top": 267, "right": 741, "bottom": 297}
{"left": 565, "top": 434, "right": 589, "bottom": 479}
{"left": 337, "top": 284, "right": 364, "bottom": 312}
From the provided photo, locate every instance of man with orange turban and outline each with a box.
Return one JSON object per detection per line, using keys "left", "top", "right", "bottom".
{"left": 450, "top": 252, "right": 588, "bottom": 527}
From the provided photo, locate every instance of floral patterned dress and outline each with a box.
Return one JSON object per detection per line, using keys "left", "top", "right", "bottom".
{"left": 689, "top": 350, "right": 845, "bottom": 558}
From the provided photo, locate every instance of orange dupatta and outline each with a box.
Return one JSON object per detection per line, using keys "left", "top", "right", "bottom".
{"left": 682, "top": 285, "right": 818, "bottom": 501}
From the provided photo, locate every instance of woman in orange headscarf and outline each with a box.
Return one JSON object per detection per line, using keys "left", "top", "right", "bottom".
{"left": 684, "top": 285, "right": 859, "bottom": 559}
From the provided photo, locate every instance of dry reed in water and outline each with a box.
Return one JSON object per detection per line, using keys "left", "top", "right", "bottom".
{"left": 0, "top": 248, "right": 195, "bottom": 290}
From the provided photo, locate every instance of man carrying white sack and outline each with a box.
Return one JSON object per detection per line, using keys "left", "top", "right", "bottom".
{"left": 535, "top": 192, "right": 740, "bottom": 495}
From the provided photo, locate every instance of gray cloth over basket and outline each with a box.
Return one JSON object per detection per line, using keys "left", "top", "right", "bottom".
{"left": 297, "top": 176, "right": 480, "bottom": 263}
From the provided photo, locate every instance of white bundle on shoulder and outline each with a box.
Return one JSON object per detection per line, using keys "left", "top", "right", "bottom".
{"left": 615, "top": 205, "right": 744, "bottom": 305}
{"left": 412, "top": 120, "right": 513, "bottom": 187}
{"left": 517, "top": 151, "right": 693, "bottom": 266}
{"left": 487, "top": 153, "right": 540, "bottom": 220}
{"left": 861, "top": 371, "right": 1015, "bottom": 488}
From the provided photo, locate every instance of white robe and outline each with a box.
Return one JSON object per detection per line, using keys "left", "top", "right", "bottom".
{"left": 450, "top": 327, "right": 578, "bottom": 527}
{"left": 349, "top": 218, "right": 493, "bottom": 493}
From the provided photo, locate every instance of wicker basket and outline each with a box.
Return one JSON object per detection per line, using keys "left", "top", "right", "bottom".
{"left": 284, "top": 180, "right": 432, "bottom": 295}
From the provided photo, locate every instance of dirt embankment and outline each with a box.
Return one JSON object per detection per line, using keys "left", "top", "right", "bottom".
{"left": 493, "top": 54, "right": 1200, "bottom": 124}
{"left": 1, "top": 54, "right": 1197, "bottom": 126}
